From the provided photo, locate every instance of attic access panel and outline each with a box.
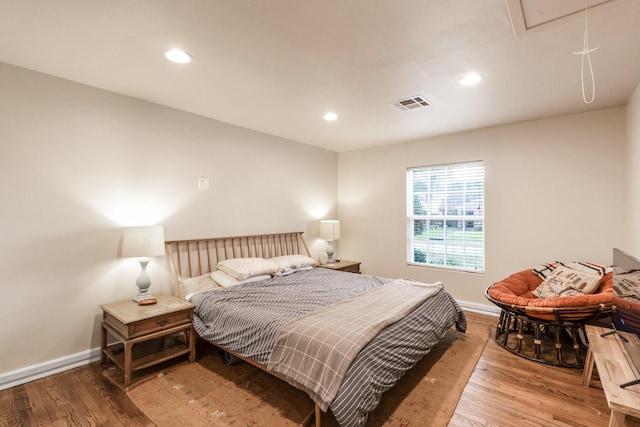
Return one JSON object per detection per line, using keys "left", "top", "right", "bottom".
{"left": 505, "top": 0, "right": 614, "bottom": 38}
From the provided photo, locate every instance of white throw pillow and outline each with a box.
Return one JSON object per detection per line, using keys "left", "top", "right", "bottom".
{"left": 217, "top": 257, "right": 282, "bottom": 280}
{"left": 210, "top": 269, "right": 272, "bottom": 287}
{"left": 269, "top": 255, "right": 316, "bottom": 274}
{"left": 178, "top": 273, "right": 220, "bottom": 298}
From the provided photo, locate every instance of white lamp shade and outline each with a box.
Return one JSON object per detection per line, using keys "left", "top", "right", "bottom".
{"left": 319, "top": 220, "right": 341, "bottom": 241}
{"left": 121, "top": 226, "right": 166, "bottom": 258}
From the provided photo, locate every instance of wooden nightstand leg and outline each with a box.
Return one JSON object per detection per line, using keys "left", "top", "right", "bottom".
{"left": 100, "top": 323, "right": 107, "bottom": 364}
{"left": 124, "top": 341, "right": 133, "bottom": 387}
{"left": 188, "top": 326, "right": 196, "bottom": 363}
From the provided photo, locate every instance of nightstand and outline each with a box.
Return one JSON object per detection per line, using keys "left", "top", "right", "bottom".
{"left": 100, "top": 294, "right": 196, "bottom": 387}
{"left": 320, "top": 260, "right": 361, "bottom": 274}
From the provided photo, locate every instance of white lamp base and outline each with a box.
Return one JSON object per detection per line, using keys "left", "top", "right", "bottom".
{"left": 133, "top": 259, "right": 155, "bottom": 302}
{"left": 133, "top": 292, "right": 154, "bottom": 302}
{"left": 326, "top": 242, "right": 339, "bottom": 263}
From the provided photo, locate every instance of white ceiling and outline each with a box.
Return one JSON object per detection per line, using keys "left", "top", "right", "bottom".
{"left": 0, "top": 0, "right": 639, "bottom": 152}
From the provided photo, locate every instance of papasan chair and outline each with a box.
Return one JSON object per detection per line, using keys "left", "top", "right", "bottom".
{"left": 485, "top": 262, "right": 613, "bottom": 368}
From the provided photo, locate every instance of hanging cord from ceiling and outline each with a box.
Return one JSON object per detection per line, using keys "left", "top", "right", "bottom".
{"left": 573, "top": 2, "right": 599, "bottom": 104}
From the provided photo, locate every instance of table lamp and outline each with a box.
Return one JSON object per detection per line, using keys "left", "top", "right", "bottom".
{"left": 320, "top": 220, "right": 341, "bottom": 263}
{"left": 121, "top": 225, "right": 165, "bottom": 302}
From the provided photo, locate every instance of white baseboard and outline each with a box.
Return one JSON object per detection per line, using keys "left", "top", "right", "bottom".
{"left": 1, "top": 300, "right": 499, "bottom": 391}
{"left": 0, "top": 347, "right": 102, "bottom": 391}
{"left": 458, "top": 300, "right": 501, "bottom": 317}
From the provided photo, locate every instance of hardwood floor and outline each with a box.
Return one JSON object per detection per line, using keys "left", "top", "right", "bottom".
{"left": 1, "top": 311, "right": 638, "bottom": 426}
{"left": 0, "top": 362, "right": 152, "bottom": 427}
{"left": 451, "top": 312, "right": 640, "bottom": 427}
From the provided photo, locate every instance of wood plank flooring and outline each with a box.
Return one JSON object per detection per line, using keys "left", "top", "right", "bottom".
{"left": 0, "top": 363, "right": 152, "bottom": 427}
{"left": 1, "top": 311, "right": 638, "bottom": 426}
{"left": 451, "top": 312, "right": 640, "bottom": 427}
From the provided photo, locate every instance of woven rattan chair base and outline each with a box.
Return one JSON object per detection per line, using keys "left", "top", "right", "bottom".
{"left": 494, "top": 309, "right": 588, "bottom": 368}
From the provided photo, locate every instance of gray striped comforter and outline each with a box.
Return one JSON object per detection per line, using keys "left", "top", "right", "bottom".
{"left": 190, "top": 268, "right": 466, "bottom": 427}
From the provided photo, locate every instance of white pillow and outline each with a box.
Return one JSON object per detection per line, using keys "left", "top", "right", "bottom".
{"left": 178, "top": 273, "right": 221, "bottom": 298}
{"left": 210, "top": 269, "right": 272, "bottom": 287}
{"left": 217, "top": 257, "right": 282, "bottom": 280}
{"left": 270, "top": 255, "right": 316, "bottom": 271}
{"left": 280, "top": 265, "right": 314, "bottom": 276}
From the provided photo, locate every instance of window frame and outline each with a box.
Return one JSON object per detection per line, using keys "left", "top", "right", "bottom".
{"left": 406, "top": 161, "right": 485, "bottom": 273}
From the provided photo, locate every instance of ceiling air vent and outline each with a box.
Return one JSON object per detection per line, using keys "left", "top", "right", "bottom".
{"left": 391, "top": 95, "right": 431, "bottom": 111}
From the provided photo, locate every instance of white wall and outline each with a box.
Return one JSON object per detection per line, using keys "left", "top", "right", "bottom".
{"left": 627, "top": 83, "right": 640, "bottom": 255}
{"left": 0, "top": 57, "right": 633, "bottom": 384}
{"left": 338, "top": 107, "right": 627, "bottom": 308}
{"left": 0, "top": 62, "right": 337, "bottom": 377}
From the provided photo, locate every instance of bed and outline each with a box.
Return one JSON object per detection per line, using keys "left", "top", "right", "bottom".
{"left": 165, "top": 231, "right": 466, "bottom": 427}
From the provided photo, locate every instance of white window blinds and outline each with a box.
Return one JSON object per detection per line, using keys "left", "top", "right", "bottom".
{"left": 407, "top": 161, "right": 485, "bottom": 272}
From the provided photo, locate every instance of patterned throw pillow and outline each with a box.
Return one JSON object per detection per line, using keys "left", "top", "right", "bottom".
{"left": 533, "top": 261, "right": 610, "bottom": 280}
{"left": 533, "top": 265, "right": 603, "bottom": 299}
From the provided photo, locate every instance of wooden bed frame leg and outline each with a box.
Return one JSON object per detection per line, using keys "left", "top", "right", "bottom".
{"left": 301, "top": 403, "right": 322, "bottom": 427}
{"left": 315, "top": 403, "right": 322, "bottom": 427}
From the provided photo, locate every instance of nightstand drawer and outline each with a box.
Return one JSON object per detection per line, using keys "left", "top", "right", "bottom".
{"left": 319, "top": 260, "right": 361, "bottom": 274}
{"left": 339, "top": 263, "right": 361, "bottom": 273}
{"left": 128, "top": 311, "right": 192, "bottom": 338}
{"left": 103, "top": 310, "right": 192, "bottom": 339}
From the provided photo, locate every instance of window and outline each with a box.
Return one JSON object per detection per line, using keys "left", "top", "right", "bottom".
{"left": 407, "top": 161, "right": 484, "bottom": 272}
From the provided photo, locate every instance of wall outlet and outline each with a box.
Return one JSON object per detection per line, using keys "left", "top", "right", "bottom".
{"left": 198, "top": 176, "right": 210, "bottom": 190}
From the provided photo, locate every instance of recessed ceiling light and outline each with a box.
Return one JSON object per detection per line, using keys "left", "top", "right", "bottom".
{"left": 458, "top": 73, "right": 482, "bottom": 86}
{"left": 323, "top": 112, "right": 338, "bottom": 121}
{"left": 164, "top": 49, "right": 193, "bottom": 64}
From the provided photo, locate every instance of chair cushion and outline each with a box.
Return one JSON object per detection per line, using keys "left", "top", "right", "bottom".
{"left": 487, "top": 269, "right": 613, "bottom": 309}
{"left": 487, "top": 269, "right": 541, "bottom": 306}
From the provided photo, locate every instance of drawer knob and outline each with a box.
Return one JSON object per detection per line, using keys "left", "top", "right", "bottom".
{"left": 156, "top": 319, "right": 169, "bottom": 327}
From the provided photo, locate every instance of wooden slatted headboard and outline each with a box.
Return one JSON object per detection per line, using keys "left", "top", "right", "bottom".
{"left": 165, "top": 231, "right": 311, "bottom": 298}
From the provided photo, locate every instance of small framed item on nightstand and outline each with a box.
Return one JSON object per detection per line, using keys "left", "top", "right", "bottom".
{"left": 319, "top": 260, "right": 361, "bottom": 274}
